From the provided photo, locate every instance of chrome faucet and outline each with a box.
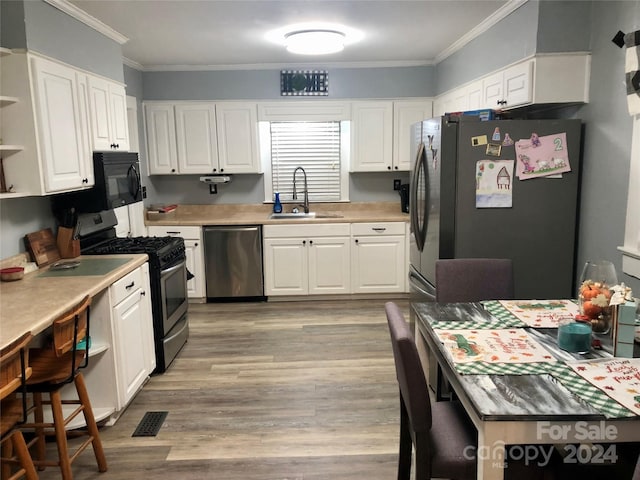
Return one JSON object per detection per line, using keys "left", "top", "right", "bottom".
{"left": 292, "top": 166, "right": 309, "bottom": 214}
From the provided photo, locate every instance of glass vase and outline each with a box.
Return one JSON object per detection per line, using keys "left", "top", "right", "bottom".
{"left": 577, "top": 260, "right": 618, "bottom": 334}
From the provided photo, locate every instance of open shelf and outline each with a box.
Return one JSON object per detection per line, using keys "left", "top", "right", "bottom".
{"left": 0, "top": 145, "right": 24, "bottom": 154}
{"left": 0, "top": 192, "right": 28, "bottom": 199}
{"left": 0, "top": 95, "right": 19, "bottom": 106}
{"left": 88, "top": 343, "right": 109, "bottom": 357}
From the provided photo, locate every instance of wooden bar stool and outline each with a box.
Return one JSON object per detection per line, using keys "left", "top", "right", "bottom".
{"left": 23, "top": 295, "right": 107, "bottom": 480}
{"left": 0, "top": 332, "right": 38, "bottom": 480}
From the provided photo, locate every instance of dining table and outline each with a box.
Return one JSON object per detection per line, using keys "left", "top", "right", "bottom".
{"left": 412, "top": 300, "right": 640, "bottom": 480}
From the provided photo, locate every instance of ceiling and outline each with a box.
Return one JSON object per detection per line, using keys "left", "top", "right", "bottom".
{"left": 67, "top": 0, "right": 516, "bottom": 71}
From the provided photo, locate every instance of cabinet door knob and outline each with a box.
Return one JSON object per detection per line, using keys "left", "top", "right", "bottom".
{"left": 302, "top": 240, "right": 306, "bottom": 245}
{"left": 212, "top": 168, "right": 217, "bottom": 172}
{"left": 220, "top": 168, "right": 224, "bottom": 172}
{"left": 309, "top": 240, "right": 313, "bottom": 245}
{"left": 141, "top": 291, "right": 146, "bottom": 297}
{"left": 194, "top": 242, "right": 198, "bottom": 247}
{"left": 355, "top": 239, "right": 359, "bottom": 244}
{"left": 387, "top": 166, "right": 391, "bottom": 170}
{"left": 394, "top": 166, "right": 398, "bottom": 170}
{"left": 171, "top": 168, "right": 176, "bottom": 173}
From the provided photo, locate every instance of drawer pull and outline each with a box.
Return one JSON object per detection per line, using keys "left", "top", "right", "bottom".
{"left": 125, "top": 281, "right": 135, "bottom": 290}
{"left": 372, "top": 227, "right": 386, "bottom": 232}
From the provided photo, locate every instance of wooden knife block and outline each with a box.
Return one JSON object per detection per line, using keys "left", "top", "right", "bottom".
{"left": 57, "top": 227, "right": 80, "bottom": 259}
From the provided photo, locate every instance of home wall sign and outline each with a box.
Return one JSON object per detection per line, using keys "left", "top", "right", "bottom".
{"left": 281, "top": 70, "right": 329, "bottom": 96}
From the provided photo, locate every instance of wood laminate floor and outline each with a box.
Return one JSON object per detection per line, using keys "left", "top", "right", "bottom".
{"left": 35, "top": 298, "right": 410, "bottom": 480}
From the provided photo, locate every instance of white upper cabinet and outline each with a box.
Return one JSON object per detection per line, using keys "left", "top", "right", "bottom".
{"left": 482, "top": 61, "right": 532, "bottom": 110}
{"left": 88, "top": 75, "right": 129, "bottom": 151}
{"left": 351, "top": 99, "right": 432, "bottom": 172}
{"left": 393, "top": 100, "right": 433, "bottom": 171}
{"left": 465, "top": 81, "right": 483, "bottom": 111}
{"left": 216, "top": 102, "right": 260, "bottom": 173}
{"left": 435, "top": 53, "right": 591, "bottom": 115}
{"left": 175, "top": 103, "right": 218, "bottom": 174}
{"left": 350, "top": 101, "right": 394, "bottom": 172}
{"left": 145, "top": 101, "right": 260, "bottom": 175}
{"left": 145, "top": 103, "right": 178, "bottom": 174}
{"left": 30, "top": 55, "right": 92, "bottom": 193}
{"left": 0, "top": 51, "right": 134, "bottom": 197}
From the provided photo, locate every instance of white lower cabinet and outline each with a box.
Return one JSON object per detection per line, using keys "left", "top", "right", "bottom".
{"left": 50, "top": 263, "right": 154, "bottom": 429}
{"left": 110, "top": 264, "right": 155, "bottom": 410}
{"left": 147, "top": 225, "right": 205, "bottom": 299}
{"left": 264, "top": 222, "right": 408, "bottom": 296}
{"left": 264, "top": 224, "right": 351, "bottom": 296}
{"left": 351, "top": 223, "right": 406, "bottom": 293}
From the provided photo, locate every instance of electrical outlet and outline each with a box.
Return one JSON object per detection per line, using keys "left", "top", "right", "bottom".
{"left": 393, "top": 179, "right": 402, "bottom": 191}
{"left": 141, "top": 186, "right": 147, "bottom": 199}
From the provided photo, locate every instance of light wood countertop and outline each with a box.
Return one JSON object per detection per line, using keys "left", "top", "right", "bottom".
{"left": 0, "top": 254, "right": 148, "bottom": 348}
{"left": 145, "top": 202, "right": 409, "bottom": 226}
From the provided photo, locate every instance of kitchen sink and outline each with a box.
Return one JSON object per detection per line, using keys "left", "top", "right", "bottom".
{"left": 269, "top": 212, "right": 316, "bottom": 219}
{"left": 268, "top": 212, "right": 344, "bottom": 220}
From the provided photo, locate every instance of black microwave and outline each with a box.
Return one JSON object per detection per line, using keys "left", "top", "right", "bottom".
{"left": 52, "top": 152, "right": 142, "bottom": 213}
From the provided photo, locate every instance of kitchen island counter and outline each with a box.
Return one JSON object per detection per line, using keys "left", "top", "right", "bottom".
{"left": 145, "top": 202, "right": 408, "bottom": 226}
{"left": 0, "top": 254, "right": 148, "bottom": 348}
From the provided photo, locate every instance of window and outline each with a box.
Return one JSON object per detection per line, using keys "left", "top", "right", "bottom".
{"left": 262, "top": 120, "right": 350, "bottom": 203}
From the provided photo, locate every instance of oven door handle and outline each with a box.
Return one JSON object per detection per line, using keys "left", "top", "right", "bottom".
{"left": 161, "top": 259, "right": 186, "bottom": 277}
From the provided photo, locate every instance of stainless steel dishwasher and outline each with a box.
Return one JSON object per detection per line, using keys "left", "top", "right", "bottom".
{"left": 203, "top": 225, "right": 264, "bottom": 300}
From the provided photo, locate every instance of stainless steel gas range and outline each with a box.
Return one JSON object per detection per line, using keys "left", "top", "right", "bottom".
{"left": 78, "top": 210, "right": 189, "bottom": 373}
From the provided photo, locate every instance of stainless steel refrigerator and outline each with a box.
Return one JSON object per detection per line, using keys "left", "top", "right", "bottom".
{"left": 409, "top": 115, "right": 583, "bottom": 302}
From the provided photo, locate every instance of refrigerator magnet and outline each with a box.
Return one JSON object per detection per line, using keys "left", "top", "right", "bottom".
{"left": 492, "top": 127, "right": 501, "bottom": 141}
{"left": 502, "top": 133, "right": 514, "bottom": 146}
{"left": 471, "top": 135, "right": 488, "bottom": 146}
{"left": 486, "top": 143, "right": 502, "bottom": 156}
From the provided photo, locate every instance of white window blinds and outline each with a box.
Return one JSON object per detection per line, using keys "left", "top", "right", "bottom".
{"left": 270, "top": 121, "right": 342, "bottom": 202}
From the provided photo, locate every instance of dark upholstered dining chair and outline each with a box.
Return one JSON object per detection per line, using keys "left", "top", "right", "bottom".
{"left": 435, "top": 258, "right": 514, "bottom": 303}
{"left": 385, "top": 301, "right": 477, "bottom": 480}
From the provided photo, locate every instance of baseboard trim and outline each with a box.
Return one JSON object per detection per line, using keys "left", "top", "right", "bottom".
{"left": 266, "top": 293, "right": 410, "bottom": 302}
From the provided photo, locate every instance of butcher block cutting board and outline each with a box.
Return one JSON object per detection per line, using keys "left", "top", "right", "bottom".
{"left": 24, "top": 228, "right": 60, "bottom": 266}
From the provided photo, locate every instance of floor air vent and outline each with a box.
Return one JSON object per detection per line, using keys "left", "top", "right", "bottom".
{"left": 132, "top": 411, "right": 168, "bottom": 437}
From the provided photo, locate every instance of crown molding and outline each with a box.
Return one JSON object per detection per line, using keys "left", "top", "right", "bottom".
{"left": 43, "top": 0, "right": 129, "bottom": 45}
{"left": 139, "top": 59, "right": 434, "bottom": 72}
{"left": 434, "top": 0, "right": 528, "bottom": 64}
{"left": 123, "top": 56, "right": 144, "bottom": 71}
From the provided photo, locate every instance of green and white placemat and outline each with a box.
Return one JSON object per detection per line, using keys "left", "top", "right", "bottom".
{"left": 454, "top": 361, "right": 556, "bottom": 375}
{"left": 435, "top": 328, "right": 557, "bottom": 375}
{"left": 548, "top": 363, "right": 636, "bottom": 419}
{"left": 481, "top": 300, "right": 527, "bottom": 327}
{"left": 427, "top": 301, "right": 526, "bottom": 330}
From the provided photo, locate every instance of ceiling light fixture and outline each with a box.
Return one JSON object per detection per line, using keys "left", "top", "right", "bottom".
{"left": 285, "top": 30, "right": 346, "bottom": 55}
{"left": 266, "top": 23, "right": 363, "bottom": 56}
